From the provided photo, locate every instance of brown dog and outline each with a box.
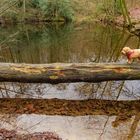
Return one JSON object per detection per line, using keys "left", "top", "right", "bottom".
{"left": 121, "top": 47, "right": 140, "bottom": 64}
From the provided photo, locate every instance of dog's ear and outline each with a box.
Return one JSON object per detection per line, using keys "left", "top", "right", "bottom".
{"left": 121, "top": 50, "right": 126, "bottom": 55}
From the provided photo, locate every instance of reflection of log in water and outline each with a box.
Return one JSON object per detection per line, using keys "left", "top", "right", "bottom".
{"left": 0, "top": 98, "right": 140, "bottom": 116}
{"left": 0, "top": 63, "right": 140, "bottom": 83}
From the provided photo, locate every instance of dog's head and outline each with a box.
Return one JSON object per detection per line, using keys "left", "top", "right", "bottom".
{"left": 121, "top": 47, "right": 131, "bottom": 55}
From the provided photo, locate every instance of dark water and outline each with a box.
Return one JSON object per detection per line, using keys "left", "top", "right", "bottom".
{"left": 0, "top": 23, "right": 140, "bottom": 140}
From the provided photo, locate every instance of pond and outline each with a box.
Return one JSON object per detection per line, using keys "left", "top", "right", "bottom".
{"left": 0, "top": 23, "right": 140, "bottom": 140}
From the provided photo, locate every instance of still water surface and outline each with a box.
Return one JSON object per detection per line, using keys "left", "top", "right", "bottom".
{"left": 0, "top": 23, "right": 140, "bottom": 140}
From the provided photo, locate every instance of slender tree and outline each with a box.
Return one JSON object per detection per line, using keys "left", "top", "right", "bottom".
{"left": 120, "top": 0, "right": 132, "bottom": 26}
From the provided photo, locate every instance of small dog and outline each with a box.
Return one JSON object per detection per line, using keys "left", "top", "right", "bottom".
{"left": 121, "top": 47, "right": 140, "bottom": 64}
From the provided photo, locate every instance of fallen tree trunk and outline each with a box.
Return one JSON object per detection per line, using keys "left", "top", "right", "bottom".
{"left": 0, "top": 98, "right": 140, "bottom": 116}
{"left": 0, "top": 63, "right": 140, "bottom": 83}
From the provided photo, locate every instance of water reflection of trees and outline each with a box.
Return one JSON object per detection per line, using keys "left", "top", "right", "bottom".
{"left": 0, "top": 23, "right": 139, "bottom": 63}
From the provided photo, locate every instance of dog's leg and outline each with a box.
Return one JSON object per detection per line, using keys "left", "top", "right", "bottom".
{"left": 127, "top": 58, "right": 132, "bottom": 64}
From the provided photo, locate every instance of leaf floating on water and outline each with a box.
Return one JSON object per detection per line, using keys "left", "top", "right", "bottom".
{"left": 26, "top": 104, "right": 36, "bottom": 112}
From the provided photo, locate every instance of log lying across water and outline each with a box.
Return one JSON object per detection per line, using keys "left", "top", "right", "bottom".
{"left": 0, "top": 98, "right": 140, "bottom": 116}
{"left": 0, "top": 63, "right": 140, "bottom": 83}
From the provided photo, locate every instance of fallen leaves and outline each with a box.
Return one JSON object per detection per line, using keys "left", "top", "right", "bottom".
{"left": 0, "top": 129, "right": 62, "bottom": 140}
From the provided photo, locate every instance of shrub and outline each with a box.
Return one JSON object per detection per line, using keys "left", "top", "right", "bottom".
{"left": 31, "top": 0, "right": 39, "bottom": 8}
{"left": 38, "top": 0, "right": 74, "bottom": 22}
{"left": 96, "top": 0, "right": 122, "bottom": 18}
{"left": 114, "top": 0, "right": 122, "bottom": 15}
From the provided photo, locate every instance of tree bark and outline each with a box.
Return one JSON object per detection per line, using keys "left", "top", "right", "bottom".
{"left": 0, "top": 98, "right": 140, "bottom": 116}
{"left": 0, "top": 63, "right": 140, "bottom": 83}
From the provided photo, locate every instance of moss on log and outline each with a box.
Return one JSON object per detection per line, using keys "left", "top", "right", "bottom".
{"left": 0, "top": 63, "right": 140, "bottom": 83}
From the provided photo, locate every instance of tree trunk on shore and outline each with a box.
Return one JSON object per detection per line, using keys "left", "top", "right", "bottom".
{"left": 0, "top": 63, "right": 140, "bottom": 83}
